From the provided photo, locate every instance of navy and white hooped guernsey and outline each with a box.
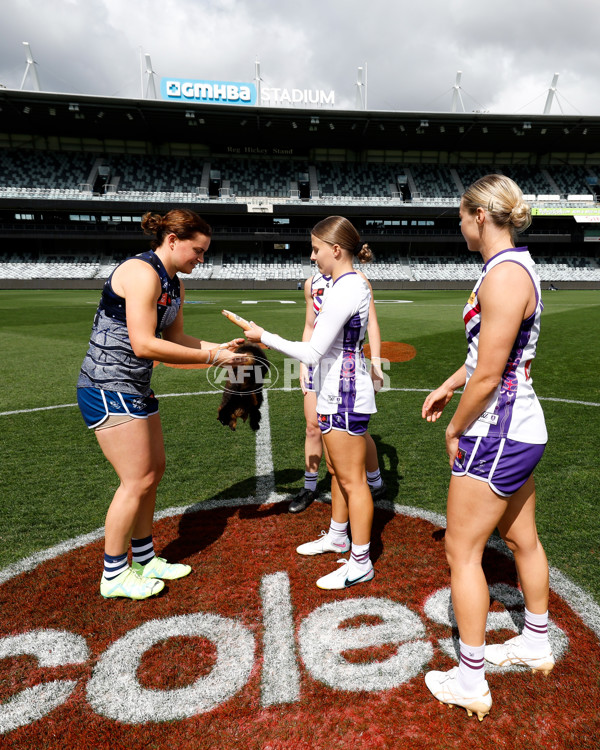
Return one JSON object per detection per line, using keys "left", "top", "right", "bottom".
{"left": 77, "top": 252, "right": 181, "bottom": 397}
{"left": 462, "top": 246, "right": 547, "bottom": 444}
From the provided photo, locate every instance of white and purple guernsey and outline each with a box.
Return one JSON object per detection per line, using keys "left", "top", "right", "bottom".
{"left": 462, "top": 247, "right": 547, "bottom": 444}
{"left": 263, "top": 271, "right": 376, "bottom": 415}
{"left": 310, "top": 270, "right": 333, "bottom": 318}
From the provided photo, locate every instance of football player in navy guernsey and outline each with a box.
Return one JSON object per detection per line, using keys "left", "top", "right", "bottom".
{"left": 78, "top": 209, "right": 247, "bottom": 600}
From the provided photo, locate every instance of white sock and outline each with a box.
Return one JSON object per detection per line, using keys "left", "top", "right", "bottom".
{"left": 457, "top": 639, "right": 486, "bottom": 693}
{"left": 522, "top": 608, "right": 550, "bottom": 654}
{"left": 304, "top": 471, "right": 318, "bottom": 492}
{"left": 327, "top": 519, "right": 348, "bottom": 546}
{"left": 366, "top": 469, "right": 382, "bottom": 489}
{"left": 349, "top": 542, "right": 371, "bottom": 575}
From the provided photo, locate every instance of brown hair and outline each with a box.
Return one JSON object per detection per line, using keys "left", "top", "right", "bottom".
{"left": 141, "top": 209, "right": 212, "bottom": 250}
{"left": 462, "top": 174, "right": 531, "bottom": 238}
{"left": 311, "top": 215, "right": 372, "bottom": 263}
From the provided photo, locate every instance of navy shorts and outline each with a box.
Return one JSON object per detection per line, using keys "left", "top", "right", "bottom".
{"left": 77, "top": 387, "right": 159, "bottom": 429}
{"left": 452, "top": 434, "right": 546, "bottom": 497}
{"left": 317, "top": 412, "right": 371, "bottom": 436}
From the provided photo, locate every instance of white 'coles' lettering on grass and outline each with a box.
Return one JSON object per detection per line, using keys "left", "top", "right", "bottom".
{"left": 86, "top": 613, "right": 255, "bottom": 723}
{"left": 260, "top": 573, "right": 300, "bottom": 706}
{"left": 0, "top": 630, "right": 89, "bottom": 734}
{"left": 299, "top": 598, "right": 433, "bottom": 691}
{"left": 423, "top": 584, "right": 569, "bottom": 673}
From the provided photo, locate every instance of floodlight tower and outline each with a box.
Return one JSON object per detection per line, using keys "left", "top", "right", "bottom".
{"left": 356, "top": 64, "right": 367, "bottom": 110}
{"left": 254, "top": 59, "right": 262, "bottom": 106}
{"left": 451, "top": 70, "right": 465, "bottom": 113}
{"left": 142, "top": 53, "right": 158, "bottom": 99}
{"left": 20, "top": 42, "right": 41, "bottom": 91}
{"left": 543, "top": 73, "right": 560, "bottom": 115}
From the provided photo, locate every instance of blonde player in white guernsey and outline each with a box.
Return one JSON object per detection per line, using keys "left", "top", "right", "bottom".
{"left": 246, "top": 216, "right": 379, "bottom": 590}
{"left": 422, "top": 175, "right": 553, "bottom": 720}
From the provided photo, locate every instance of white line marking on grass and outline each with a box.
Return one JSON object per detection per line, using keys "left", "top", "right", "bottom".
{"left": 260, "top": 573, "right": 301, "bottom": 706}
{"left": 3, "top": 388, "right": 598, "bottom": 418}
{"left": 255, "top": 390, "right": 287, "bottom": 504}
{"left": 2, "top": 384, "right": 600, "bottom": 638}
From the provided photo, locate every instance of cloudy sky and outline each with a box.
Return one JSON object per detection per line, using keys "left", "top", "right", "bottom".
{"left": 1, "top": 0, "right": 599, "bottom": 115}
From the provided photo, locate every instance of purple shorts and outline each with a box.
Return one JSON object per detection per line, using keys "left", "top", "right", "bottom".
{"left": 452, "top": 435, "right": 546, "bottom": 497}
{"left": 317, "top": 412, "right": 370, "bottom": 436}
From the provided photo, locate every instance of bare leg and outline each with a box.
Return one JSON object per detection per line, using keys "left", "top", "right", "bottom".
{"left": 445, "top": 475, "right": 508, "bottom": 646}
{"left": 303, "top": 390, "right": 322, "bottom": 474}
{"left": 322, "top": 430, "right": 372, "bottom": 545}
{"left": 497, "top": 476, "right": 549, "bottom": 614}
{"left": 365, "top": 432, "right": 380, "bottom": 474}
{"left": 95, "top": 413, "right": 165, "bottom": 557}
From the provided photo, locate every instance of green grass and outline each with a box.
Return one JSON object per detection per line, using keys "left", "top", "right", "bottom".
{"left": 0, "top": 288, "right": 599, "bottom": 604}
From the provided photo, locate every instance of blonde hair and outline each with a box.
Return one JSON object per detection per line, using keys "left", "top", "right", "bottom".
{"left": 462, "top": 174, "right": 531, "bottom": 237}
{"left": 311, "top": 215, "right": 373, "bottom": 263}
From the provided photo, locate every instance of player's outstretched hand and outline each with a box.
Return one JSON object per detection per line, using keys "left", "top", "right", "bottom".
{"left": 421, "top": 385, "right": 454, "bottom": 422}
{"left": 244, "top": 322, "right": 264, "bottom": 344}
{"left": 210, "top": 340, "right": 251, "bottom": 367}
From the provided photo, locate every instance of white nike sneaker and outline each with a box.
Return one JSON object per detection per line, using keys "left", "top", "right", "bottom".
{"left": 425, "top": 666, "right": 492, "bottom": 721}
{"left": 296, "top": 531, "right": 351, "bottom": 556}
{"left": 315, "top": 558, "right": 374, "bottom": 590}
{"left": 484, "top": 635, "right": 555, "bottom": 675}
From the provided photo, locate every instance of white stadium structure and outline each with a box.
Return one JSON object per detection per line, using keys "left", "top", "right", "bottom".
{"left": 1, "top": 86, "right": 599, "bottom": 289}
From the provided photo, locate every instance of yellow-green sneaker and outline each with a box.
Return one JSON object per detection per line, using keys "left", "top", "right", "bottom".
{"left": 100, "top": 567, "right": 165, "bottom": 600}
{"left": 132, "top": 556, "right": 192, "bottom": 581}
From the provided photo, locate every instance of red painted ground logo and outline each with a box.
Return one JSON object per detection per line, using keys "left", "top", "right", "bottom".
{"left": 1, "top": 501, "right": 599, "bottom": 749}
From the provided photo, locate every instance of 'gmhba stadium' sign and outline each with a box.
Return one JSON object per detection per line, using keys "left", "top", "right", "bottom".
{"left": 161, "top": 78, "right": 335, "bottom": 107}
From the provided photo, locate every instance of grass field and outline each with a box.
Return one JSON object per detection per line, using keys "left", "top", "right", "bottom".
{"left": 0, "top": 286, "right": 599, "bottom": 606}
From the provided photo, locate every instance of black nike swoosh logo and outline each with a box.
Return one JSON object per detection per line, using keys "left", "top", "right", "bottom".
{"left": 344, "top": 570, "right": 373, "bottom": 587}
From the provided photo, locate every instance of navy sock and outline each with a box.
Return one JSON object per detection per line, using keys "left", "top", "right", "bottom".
{"left": 131, "top": 535, "right": 155, "bottom": 566}
{"left": 103, "top": 551, "right": 128, "bottom": 580}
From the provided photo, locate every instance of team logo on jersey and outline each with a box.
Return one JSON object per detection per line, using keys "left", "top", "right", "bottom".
{"left": 158, "top": 293, "right": 172, "bottom": 306}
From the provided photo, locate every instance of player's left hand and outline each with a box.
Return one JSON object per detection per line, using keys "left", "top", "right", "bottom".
{"left": 244, "top": 322, "right": 264, "bottom": 344}
{"left": 445, "top": 427, "right": 460, "bottom": 468}
{"left": 370, "top": 362, "right": 384, "bottom": 393}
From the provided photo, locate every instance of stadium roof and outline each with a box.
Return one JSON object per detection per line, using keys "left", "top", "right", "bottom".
{"left": 1, "top": 88, "right": 600, "bottom": 158}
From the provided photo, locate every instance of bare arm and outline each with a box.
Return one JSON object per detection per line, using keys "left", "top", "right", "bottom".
{"left": 357, "top": 271, "right": 383, "bottom": 392}
{"left": 117, "top": 261, "right": 244, "bottom": 365}
{"left": 299, "top": 277, "right": 316, "bottom": 393}
{"left": 444, "top": 262, "right": 536, "bottom": 464}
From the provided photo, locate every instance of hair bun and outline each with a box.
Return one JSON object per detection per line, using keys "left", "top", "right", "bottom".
{"left": 509, "top": 201, "right": 531, "bottom": 230}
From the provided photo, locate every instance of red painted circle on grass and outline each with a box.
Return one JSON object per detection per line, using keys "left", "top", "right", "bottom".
{"left": 0, "top": 502, "right": 598, "bottom": 748}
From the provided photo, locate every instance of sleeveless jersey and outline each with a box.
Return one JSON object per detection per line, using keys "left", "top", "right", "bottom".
{"left": 311, "top": 270, "right": 333, "bottom": 319}
{"left": 77, "top": 251, "right": 181, "bottom": 397}
{"left": 462, "top": 247, "right": 547, "bottom": 443}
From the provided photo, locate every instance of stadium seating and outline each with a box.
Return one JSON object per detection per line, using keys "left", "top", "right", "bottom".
{"left": 1, "top": 254, "right": 599, "bottom": 281}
